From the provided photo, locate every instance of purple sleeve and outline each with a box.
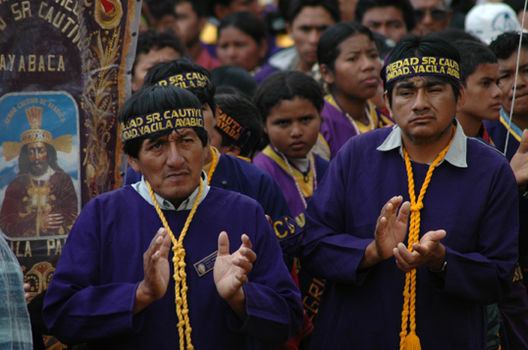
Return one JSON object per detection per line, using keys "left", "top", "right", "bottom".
{"left": 439, "top": 160, "right": 519, "bottom": 303}
{"left": 300, "top": 148, "right": 373, "bottom": 285}
{"left": 42, "top": 199, "right": 139, "bottom": 343}
{"left": 224, "top": 204, "right": 303, "bottom": 344}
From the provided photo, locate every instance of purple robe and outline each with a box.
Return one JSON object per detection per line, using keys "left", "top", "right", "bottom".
{"left": 320, "top": 96, "right": 393, "bottom": 159}
{"left": 300, "top": 127, "right": 519, "bottom": 349}
{"left": 43, "top": 186, "right": 303, "bottom": 349}
{"left": 253, "top": 147, "right": 328, "bottom": 218}
{"left": 484, "top": 109, "right": 528, "bottom": 350}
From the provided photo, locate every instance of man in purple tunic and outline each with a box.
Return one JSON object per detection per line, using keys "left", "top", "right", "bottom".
{"left": 42, "top": 85, "right": 303, "bottom": 349}
{"left": 300, "top": 35, "right": 519, "bottom": 349}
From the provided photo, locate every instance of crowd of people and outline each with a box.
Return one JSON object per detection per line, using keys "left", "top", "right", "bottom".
{"left": 3, "top": 0, "right": 528, "bottom": 349}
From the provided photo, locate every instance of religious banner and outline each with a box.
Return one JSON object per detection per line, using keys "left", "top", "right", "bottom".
{"left": 0, "top": 0, "right": 141, "bottom": 347}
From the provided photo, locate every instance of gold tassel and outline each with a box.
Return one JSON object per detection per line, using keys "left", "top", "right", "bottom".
{"left": 403, "top": 332, "right": 421, "bottom": 350}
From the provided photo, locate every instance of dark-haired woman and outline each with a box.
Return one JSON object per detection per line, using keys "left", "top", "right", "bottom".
{"left": 318, "top": 21, "right": 393, "bottom": 159}
{"left": 216, "top": 11, "right": 269, "bottom": 74}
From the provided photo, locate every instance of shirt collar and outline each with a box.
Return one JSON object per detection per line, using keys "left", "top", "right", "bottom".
{"left": 132, "top": 171, "right": 210, "bottom": 210}
{"left": 376, "top": 119, "right": 467, "bottom": 168}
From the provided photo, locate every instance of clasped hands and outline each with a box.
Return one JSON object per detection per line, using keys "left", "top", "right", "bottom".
{"left": 134, "top": 228, "right": 256, "bottom": 317}
{"left": 361, "top": 196, "right": 446, "bottom": 272}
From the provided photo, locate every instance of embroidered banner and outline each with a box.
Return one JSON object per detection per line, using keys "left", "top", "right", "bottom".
{"left": 0, "top": 1, "right": 141, "bottom": 347}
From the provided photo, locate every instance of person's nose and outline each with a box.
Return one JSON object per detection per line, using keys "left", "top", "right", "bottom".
{"left": 308, "top": 29, "right": 319, "bottom": 44}
{"left": 411, "top": 88, "right": 430, "bottom": 112}
{"left": 35, "top": 150, "right": 45, "bottom": 161}
{"left": 422, "top": 9, "right": 434, "bottom": 25}
{"left": 226, "top": 45, "right": 237, "bottom": 58}
{"left": 360, "top": 55, "right": 376, "bottom": 71}
{"left": 166, "top": 142, "right": 185, "bottom": 167}
{"left": 515, "top": 70, "right": 528, "bottom": 92}
{"left": 491, "top": 82, "right": 502, "bottom": 100}
{"left": 377, "top": 25, "right": 389, "bottom": 38}
{"left": 290, "top": 122, "right": 303, "bottom": 138}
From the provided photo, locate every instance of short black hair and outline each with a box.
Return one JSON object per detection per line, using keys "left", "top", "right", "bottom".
{"left": 215, "top": 93, "right": 264, "bottom": 157}
{"left": 285, "top": 0, "right": 340, "bottom": 23}
{"left": 145, "top": 0, "right": 176, "bottom": 21}
{"left": 489, "top": 31, "right": 528, "bottom": 60}
{"left": 355, "top": 0, "right": 416, "bottom": 32}
{"left": 429, "top": 28, "right": 481, "bottom": 45}
{"left": 454, "top": 40, "right": 497, "bottom": 85}
{"left": 143, "top": 58, "right": 216, "bottom": 112}
{"left": 253, "top": 70, "right": 324, "bottom": 124}
{"left": 211, "top": 0, "right": 235, "bottom": 7}
{"left": 132, "top": 30, "right": 187, "bottom": 78}
{"left": 381, "top": 35, "right": 461, "bottom": 106}
{"left": 175, "top": 0, "right": 210, "bottom": 18}
{"left": 317, "top": 21, "right": 375, "bottom": 72}
{"left": 119, "top": 84, "right": 208, "bottom": 158}
{"left": 211, "top": 65, "right": 258, "bottom": 99}
{"left": 218, "top": 11, "right": 267, "bottom": 45}
{"left": 504, "top": 0, "right": 524, "bottom": 13}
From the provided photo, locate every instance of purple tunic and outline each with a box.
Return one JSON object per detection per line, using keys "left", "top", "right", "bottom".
{"left": 253, "top": 147, "right": 328, "bottom": 218}
{"left": 484, "top": 109, "right": 528, "bottom": 350}
{"left": 43, "top": 186, "right": 303, "bottom": 349}
{"left": 320, "top": 96, "right": 393, "bottom": 159}
{"left": 300, "top": 128, "right": 519, "bottom": 349}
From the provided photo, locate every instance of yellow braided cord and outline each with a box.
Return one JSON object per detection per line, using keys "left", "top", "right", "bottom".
{"left": 207, "top": 146, "right": 218, "bottom": 185}
{"left": 146, "top": 179, "right": 204, "bottom": 350}
{"left": 399, "top": 127, "right": 455, "bottom": 350}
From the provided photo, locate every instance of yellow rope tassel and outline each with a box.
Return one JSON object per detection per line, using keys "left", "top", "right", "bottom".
{"left": 146, "top": 179, "right": 204, "bottom": 350}
{"left": 399, "top": 127, "right": 455, "bottom": 350}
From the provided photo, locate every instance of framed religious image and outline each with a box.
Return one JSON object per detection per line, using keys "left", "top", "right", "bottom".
{"left": 0, "top": 91, "right": 80, "bottom": 241}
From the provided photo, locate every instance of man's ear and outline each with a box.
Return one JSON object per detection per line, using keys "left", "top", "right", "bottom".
{"left": 456, "top": 85, "right": 466, "bottom": 113}
{"left": 127, "top": 154, "right": 141, "bottom": 172}
{"left": 131, "top": 75, "right": 141, "bottom": 93}
{"left": 320, "top": 64, "right": 335, "bottom": 85}
{"left": 224, "top": 145, "right": 241, "bottom": 157}
{"left": 383, "top": 91, "right": 393, "bottom": 115}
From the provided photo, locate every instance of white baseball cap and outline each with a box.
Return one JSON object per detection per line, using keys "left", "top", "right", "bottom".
{"left": 465, "top": 2, "right": 520, "bottom": 45}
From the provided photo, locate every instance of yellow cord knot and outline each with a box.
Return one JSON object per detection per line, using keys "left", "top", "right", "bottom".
{"left": 410, "top": 203, "right": 423, "bottom": 212}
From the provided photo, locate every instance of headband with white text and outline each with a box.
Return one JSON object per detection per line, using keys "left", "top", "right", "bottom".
{"left": 121, "top": 108, "right": 204, "bottom": 142}
{"left": 156, "top": 72, "right": 210, "bottom": 89}
{"left": 384, "top": 56, "right": 460, "bottom": 86}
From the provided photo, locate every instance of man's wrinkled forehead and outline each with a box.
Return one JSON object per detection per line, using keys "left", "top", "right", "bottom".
{"left": 393, "top": 75, "right": 447, "bottom": 90}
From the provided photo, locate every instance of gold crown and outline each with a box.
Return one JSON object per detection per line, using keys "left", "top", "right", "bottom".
{"left": 2, "top": 105, "right": 73, "bottom": 161}
{"left": 20, "top": 106, "right": 52, "bottom": 145}
{"left": 25, "top": 106, "right": 43, "bottom": 129}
